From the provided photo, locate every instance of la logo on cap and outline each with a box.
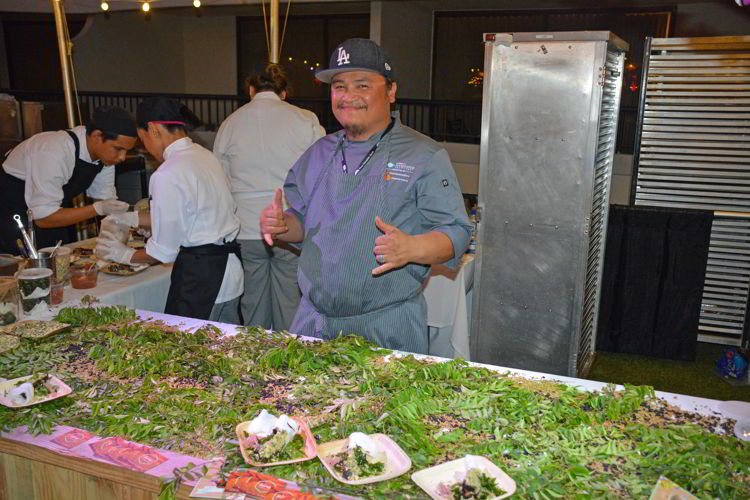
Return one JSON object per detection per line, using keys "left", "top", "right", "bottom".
{"left": 336, "top": 47, "right": 350, "bottom": 66}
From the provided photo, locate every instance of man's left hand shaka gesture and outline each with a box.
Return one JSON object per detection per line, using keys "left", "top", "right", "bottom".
{"left": 372, "top": 216, "right": 414, "bottom": 276}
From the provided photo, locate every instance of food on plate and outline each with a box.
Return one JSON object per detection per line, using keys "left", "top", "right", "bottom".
{"left": 100, "top": 262, "right": 148, "bottom": 276}
{"left": 436, "top": 465, "right": 506, "bottom": 499}
{"left": 108, "top": 263, "right": 136, "bottom": 273}
{"left": 240, "top": 410, "right": 306, "bottom": 462}
{"left": 73, "top": 246, "right": 94, "bottom": 257}
{"left": 329, "top": 432, "right": 385, "bottom": 480}
{"left": 5, "top": 374, "right": 58, "bottom": 406}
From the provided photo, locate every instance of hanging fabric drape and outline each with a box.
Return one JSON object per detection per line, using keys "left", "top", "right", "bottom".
{"left": 597, "top": 205, "right": 713, "bottom": 361}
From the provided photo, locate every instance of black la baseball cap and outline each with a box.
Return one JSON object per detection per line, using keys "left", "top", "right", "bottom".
{"left": 315, "top": 38, "right": 394, "bottom": 84}
{"left": 90, "top": 106, "right": 136, "bottom": 138}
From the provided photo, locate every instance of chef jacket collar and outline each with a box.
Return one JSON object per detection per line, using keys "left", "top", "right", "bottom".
{"left": 252, "top": 91, "right": 282, "bottom": 102}
{"left": 162, "top": 137, "right": 193, "bottom": 161}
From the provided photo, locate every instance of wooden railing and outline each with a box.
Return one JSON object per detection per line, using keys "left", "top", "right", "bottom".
{"left": 0, "top": 90, "right": 637, "bottom": 152}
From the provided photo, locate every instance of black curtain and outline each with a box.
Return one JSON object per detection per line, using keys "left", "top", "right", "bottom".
{"left": 597, "top": 205, "right": 713, "bottom": 361}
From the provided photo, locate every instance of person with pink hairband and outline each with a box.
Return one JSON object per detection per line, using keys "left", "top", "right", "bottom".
{"left": 95, "top": 97, "right": 243, "bottom": 323}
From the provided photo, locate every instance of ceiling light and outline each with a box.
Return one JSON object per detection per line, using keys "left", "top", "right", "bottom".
{"left": 193, "top": 0, "right": 201, "bottom": 7}
{"left": 142, "top": 2, "right": 150, "bottom": 12}
{"left": 101, "top": 1, "right": 109, "bottom": 11}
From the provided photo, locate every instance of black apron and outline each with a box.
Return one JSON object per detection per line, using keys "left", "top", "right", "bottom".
{"left": 164, "top": 240, "right": 241, "bottom": 320}
{"left": 0, "top": 130, "right": 103, "bottom": 255}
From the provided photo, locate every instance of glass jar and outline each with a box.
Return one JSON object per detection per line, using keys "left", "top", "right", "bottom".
{"left": 0, "top": 277, "right": 19, "bottom": 326}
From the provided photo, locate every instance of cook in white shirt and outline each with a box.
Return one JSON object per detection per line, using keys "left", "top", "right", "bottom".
{"left": 214, "top": 63, "right": 324, "bottom": 330}
{"left": 95, "top": 98, "right": 243, "bottom": 323}
{"left": 0, "top": 106, "right": 137, "bottom": 254}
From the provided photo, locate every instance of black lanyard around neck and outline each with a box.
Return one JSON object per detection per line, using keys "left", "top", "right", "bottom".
{"left": 340, "top": 119, "right": 395, "bottom": 176}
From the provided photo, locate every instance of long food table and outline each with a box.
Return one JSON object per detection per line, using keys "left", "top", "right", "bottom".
{"left": 56, "top": 243, "right": 476, "bottom": 360}
{"left": 1, "top": 308, "right": 748, "bottom": 500}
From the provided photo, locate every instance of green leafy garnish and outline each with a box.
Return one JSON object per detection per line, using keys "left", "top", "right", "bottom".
{"left": 0, "top": 305, "right": 744, "bottom": 500}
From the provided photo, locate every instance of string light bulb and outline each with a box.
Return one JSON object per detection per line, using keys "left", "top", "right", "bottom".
{"left": 142, "top": 2, "right": 150, "bottom": 12}
{"left": 100, "top": 1, "right": 109, "bottom": 11}
{"left": 193, "top": 0, "right": 201, "bottom": 7}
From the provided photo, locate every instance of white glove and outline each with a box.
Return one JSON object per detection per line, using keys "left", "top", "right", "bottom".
{"left": 95, "top": 232, "right": 135, "bottom": 264}
{"left": 93, "top": 199, "right": 129, "bottom": 216}
{"left": 106, "top": 212, "right": 140, "bottom": 228}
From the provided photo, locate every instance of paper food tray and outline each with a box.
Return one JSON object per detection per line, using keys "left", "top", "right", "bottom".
{"left": 316, "top": 433, "right": 411, "bottom": 485}
{"left": 411, "top": 455, "right": 516, "bottom": 500}
{"left": 0, "top": 374, "right": 73, "bottom": 408}
{"left": 235, "top": 416, "right": 317, "bottom": 467}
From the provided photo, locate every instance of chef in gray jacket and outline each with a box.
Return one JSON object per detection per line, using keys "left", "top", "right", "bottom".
{"left": 260, "top": 38, "right": 472, "bottom": 354}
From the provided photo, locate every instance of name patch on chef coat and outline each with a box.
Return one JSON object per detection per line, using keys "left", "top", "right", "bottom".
{"left": 384, "top": 162, "right": 414, "bottom": 183}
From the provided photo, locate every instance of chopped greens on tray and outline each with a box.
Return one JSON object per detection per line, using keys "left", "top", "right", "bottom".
{"left": 244, "top": 430, "right": 306, "bottom": 462}
{"left": 438, "top": 468, "right": 506, "bottom": 500}
{"left": 331, "top": 444, "right": 385, "bottom": 480}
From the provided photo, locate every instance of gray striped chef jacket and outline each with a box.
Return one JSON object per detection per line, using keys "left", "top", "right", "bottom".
{"left": 284, "top": 117, "right": 472, "bottom": 354}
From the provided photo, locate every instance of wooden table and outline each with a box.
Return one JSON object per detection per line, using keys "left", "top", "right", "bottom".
{"left": 0, "top": 440, "right": 194, "bottom": 500}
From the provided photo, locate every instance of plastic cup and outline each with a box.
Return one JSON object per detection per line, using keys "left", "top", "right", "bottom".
{"left": 0, "top": 277, "right": 19, "bottom": 326}
{"left": 49, "top": 281, "right": 64, "bottom": 305}
{"left": 17, "top": 267, "right": 52, "bottom": 314}
{"left": 39, "top": 246, "right": 71, "bottom": 283}
{"left": 70, "top": 263, "right": 98, "bottom": 290}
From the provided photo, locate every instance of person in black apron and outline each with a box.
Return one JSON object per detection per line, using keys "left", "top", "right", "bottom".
{"left": 0, "top": 106, "right": 137, "bottom": 255}
{"left": 95, "top": 98, "right": 243, "bottom": 323}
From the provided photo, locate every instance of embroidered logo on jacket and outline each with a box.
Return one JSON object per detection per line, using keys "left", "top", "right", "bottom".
{"left": 384, "top": 162, "right": 415, "bottom": 183}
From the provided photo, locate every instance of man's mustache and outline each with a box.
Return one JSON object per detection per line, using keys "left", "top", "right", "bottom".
{"left": 337, "top": 102, "right": 367, "bottom": 110}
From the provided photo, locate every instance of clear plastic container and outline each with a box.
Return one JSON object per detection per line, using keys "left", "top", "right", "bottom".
{"left": 39, "top": 246, "right": 72, "bottom": 284}
{"left": 49, "top": 281, "right": 64, "bottom": 305}
{"left": 17, "top": 267, "right": 52, "bottom": 315}
{"left": 0, "top": 277, "right": 19, "bottom": 326}
{"left": 70, "top": 263, "right": 98, "bottom": 289}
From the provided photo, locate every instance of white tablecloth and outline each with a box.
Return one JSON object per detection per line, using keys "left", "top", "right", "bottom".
{"left": 63, "top": 263, "right": 172, "bottom": 312}
{"left": 423, "top": 254, "right": 475, "bottom": 360}
{"left": 49, "top": 238, "right": 174, "bottom": 313}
